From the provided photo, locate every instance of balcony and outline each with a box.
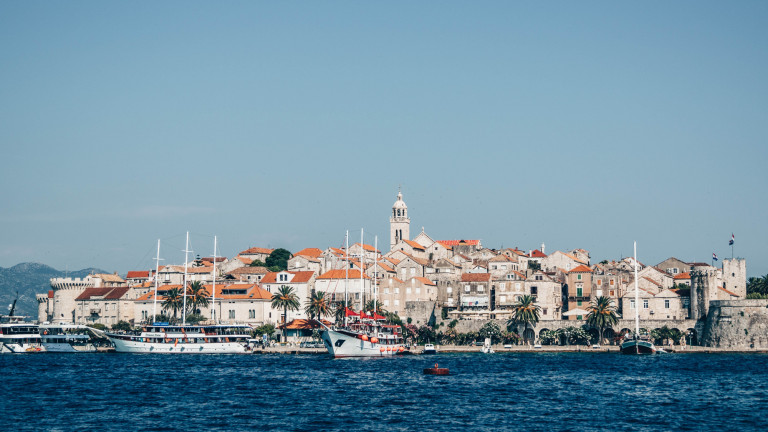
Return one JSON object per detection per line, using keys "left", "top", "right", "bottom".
{"left": 89, "top": 308, "right": 101, "bottom": 315}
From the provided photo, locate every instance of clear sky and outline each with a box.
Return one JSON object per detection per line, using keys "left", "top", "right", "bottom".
{"left": 1, "top": 2, "right": 766, "bottom": 276}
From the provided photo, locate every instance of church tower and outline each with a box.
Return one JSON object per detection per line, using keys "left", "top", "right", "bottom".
{"left": 390, "top": 188, "right": 410, "bottom": 251}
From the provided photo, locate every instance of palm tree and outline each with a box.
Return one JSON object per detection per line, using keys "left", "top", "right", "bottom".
{"left": 305, "top": 289, "right": 331, "bottom": 320}
{"left": 586, "top": 296, "right": 619, "bottom": 345}
{"left": 364, "top": 299, "right": 387, "bottom": 316}
{"left": 187, "top": 281, "right": 210, "bottom": 316}
{"left": 331, "top": 301, "right": 346, "bottom": 325}
{"left": 161, "top": 287, "right": 183, "bottom": 320}
{"left": 507, "top": 295, "right": 541, "bottom": 344}
{"left": 271, "top": 285, "right": 300, "bottom": 339}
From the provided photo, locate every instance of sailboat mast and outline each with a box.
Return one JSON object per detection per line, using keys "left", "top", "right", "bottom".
{"left": 634, "top": 241, "right": 640, "bottom": 337}
{"left": 212, "top": 235, "right": 217, "bottom": 324}
{"left": 360, "top": 228, "right": 364, "bottom": 312}
{"left": 182, "top": 231, "right": 191, "bottom": 326}
{"left": 152, "top": 239, "right": 161, "bottom": 322}
{"left": 374, "top": 235, "right": 378, "bottom": 316}
{"left": 344, "top": 230, "right": 349, "bottom": 327}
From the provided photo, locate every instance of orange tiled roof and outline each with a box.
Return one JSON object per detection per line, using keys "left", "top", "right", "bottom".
{"left": 261, "top": 271, "right": 315, "bottom": 284}
{"left": 240, "top": 247, "right": 274, "bottom": 255}
{"left": 529, "top": 249, "right": 547, "bottom": 258}
{"left": 403, "top": 240, "right": 425, "bottom": 251}
{"left": 412, "top": 277, "right": 436, "bottom": 286}
{"left": 294, "top": 248, "right": 323, "bottom": 258}
{"left": 236, "top": 256, "right": 254, "bottom": 265}
{"left": 568, "top": 265, "right": 593, "bottom": 273}
{"left": 461, "top": 273, "right": 491, "bottom": 282}
{"left": 674, "top": 272, "right": 691, "bottom": 280}
{"left": 352, "top": 243, "right": 380, "bottom": 253}
{"left": 75, "top": 287, "right": 131, "bottom": 301}
{"left": 317, "top": 269, "right": 370, "bottom": 280}
{"left": 718, "top": 286, "right": 739, "bottom": 297}
{"left": 126, "top": 271, "right": 150, "bottom": 279}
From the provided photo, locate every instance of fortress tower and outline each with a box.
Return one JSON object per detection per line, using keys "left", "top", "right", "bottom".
{"left": 390, "top": 188, "right": 410, "bottom": 251}
{"left": 722, "top": 258, "right": 747, "bottom": 298}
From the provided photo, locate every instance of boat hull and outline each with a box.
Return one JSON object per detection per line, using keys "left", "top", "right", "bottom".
{"left": 321, "top": 329, "right": 404, "bottom": 358}
{"left": 620, "top": 340, "right": 656, "bottom": 355}
{"left": 108, "top": 337, "right": 247, "bottom": 354}
{"left": 42, "top": 342, "right": 97, "bottom": 353}
{"left": 0, "top": 342, "right": 45, "bottom": 354}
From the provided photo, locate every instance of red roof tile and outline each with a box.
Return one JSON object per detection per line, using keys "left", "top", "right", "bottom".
{"left": 461, "top": 273, "right": 491, "bottom": 282}
{"left": 126, "top": 271, "right": 150, "bottom": 279}
{"left": 260, "top": 271, "right": 315, "bottom": 284}
{"left": 529, "top": 249, "right": 547, "bottom": 258}
{"left": 674, "top": 272, "right": 691, "bottom": 280}
{"left": 317, "top": 269, "right": 370, "bottom": 280}
{"left": 240, "top": 247, "right": 275, "bottom": 255}
{"left": 293, "top": 248, "right": 323, "bottom": 258}
{"left": 403, "top": 240, "right": 425, "bottom": 250}
{"left": 568, "top": 265, "right": 593, "bottom": 274}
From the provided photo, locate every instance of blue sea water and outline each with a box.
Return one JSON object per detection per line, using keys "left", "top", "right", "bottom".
{"left": 2, "top": 352, "right": 767, "bottom": 431}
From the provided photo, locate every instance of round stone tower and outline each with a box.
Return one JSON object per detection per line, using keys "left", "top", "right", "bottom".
{"left": 390, "top": 188, "right": 410, "bottom": 251}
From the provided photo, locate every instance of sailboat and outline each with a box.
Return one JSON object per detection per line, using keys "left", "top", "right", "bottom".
{"left": 620, "top": 242, "right": 657, "bottom": 355}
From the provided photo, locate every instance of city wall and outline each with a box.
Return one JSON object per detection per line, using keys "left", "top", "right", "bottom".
{"left": 700, "top": 299, "right": 768, "bottom": 349}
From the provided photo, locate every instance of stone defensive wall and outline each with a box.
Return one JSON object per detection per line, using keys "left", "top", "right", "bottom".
{"left": 700, "top": 299, "right": 768, "bottom": 349}
{"left": 50, "top": 277, "right": 95, "bottom": 290}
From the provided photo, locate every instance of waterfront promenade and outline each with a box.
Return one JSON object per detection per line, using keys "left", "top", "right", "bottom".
{"left": 253, "top": 344, "right": 768, "bottom": 355}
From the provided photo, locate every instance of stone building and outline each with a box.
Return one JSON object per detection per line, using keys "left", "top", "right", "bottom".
{"left": 564, "top": 265, "right": 593, "bottom": 320}
{"left": 379, "top": 277, "right": 437, "bottom": 316}
{"left": 690, "top": 259, "right": 746, "bottom": 320}
{"left": 74, "top": 286, "right": 132, "bottom": 326}
{"left": 44, "top": 273, "right": 127, "bottom": 324}
{"left": 390, "top": 189, "right": 410, "bottom": 250}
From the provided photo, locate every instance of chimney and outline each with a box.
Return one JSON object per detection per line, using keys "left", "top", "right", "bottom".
{"left": 541, "top": 243, "right": 545, "bottom": 254}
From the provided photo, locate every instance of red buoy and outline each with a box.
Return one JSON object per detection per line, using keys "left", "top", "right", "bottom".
{"left": 423, "top": 363, "right": 450, "bottom": 375}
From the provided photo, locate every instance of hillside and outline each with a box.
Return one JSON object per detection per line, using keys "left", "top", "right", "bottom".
{"left": 0, "top": 263, "right": 104, "bottom": 320}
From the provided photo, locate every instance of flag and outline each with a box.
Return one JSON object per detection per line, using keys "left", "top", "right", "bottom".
{"left": 712, "top": 253, "right": 718, "bottom": 261}
{"left": 729, "top": 233, "right": 734, "bottom": 246}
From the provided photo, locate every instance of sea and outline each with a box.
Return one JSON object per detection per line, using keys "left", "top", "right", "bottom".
{"left": 3, "top": 352, "right": 767, "bottom": 431}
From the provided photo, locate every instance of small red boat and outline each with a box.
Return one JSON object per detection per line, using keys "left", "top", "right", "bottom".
{"left": 423, "top": 363, "right": 449, "bottom": 375}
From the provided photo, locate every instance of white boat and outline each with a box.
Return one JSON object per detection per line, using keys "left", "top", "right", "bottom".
{"left": 1, "top": 316, "right": 45, "bottom": 354}
{"left": 320, "top": 317, "right": 407, "bottom": 358}
{"left": 40, "top": 324, "right": 98, "bottom": 353}
{"left": 105, "top": 323, "right": 251, "bottom": 354}
{"left": 620, "top": 242, "right": 657, "bottom": 355}
{"left": 481, "top": 337, "right": 494, "bottom": 354}
{"left": 423, "top": 343, "right": 437, "bottom": 354}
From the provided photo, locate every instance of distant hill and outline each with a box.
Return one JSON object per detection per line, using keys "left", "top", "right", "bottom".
{"left": 0, "top": 263, "right": 105, "bottom": 320}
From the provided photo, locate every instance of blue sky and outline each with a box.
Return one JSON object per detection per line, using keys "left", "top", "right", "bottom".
{"left": 1, "top": 2, "right": 766, "bottom": 276}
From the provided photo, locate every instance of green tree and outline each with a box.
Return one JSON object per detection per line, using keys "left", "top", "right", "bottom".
{"left": 331, "top": 301, "right": 347, "bottom": 324}
{"left": 507, "top": 295, "right": 541, "bottom": 344}
{"left": 271, "top": 285, "right": 300, "bottom": 335}
{"left": 364, "top": 299, "right": 387, "bottom": 315}
{"left": 111, "top": 321, "right": 132, "bottom": 332}
{"left": 162, "top": 287, "right": 183, "bottom": 319}
{"left": 478, "top": 321, "right": 502, "bottom": 344}
{"left": 187, "top": 281, "right": 210, "bottom": 316}
{"left": 252, "top": 324, "right": 276, "bottom": 337}
{"left": 249, "top": 260, "right": 267, "bottom": 267}
{"left": 747, "top": 275, "right": 768, "bottom": 296}
{"left": 586, "top": 296, "right": 619, "bottom": 344}
{"left": 185, "top": 314, "right": 206, "bottom": 325}
{"left": 305, "top": 289, "right": 332, "bottom": 320}
{"left": 265, "top": 248, "right": 292, "bottom": 271}
{"left": 528, "top": 261, "right": 541, "bottom": 271}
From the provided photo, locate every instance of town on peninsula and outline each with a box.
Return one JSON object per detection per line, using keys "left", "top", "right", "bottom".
{"left": 28, "top": 190, "right": 768, "bottom": 353}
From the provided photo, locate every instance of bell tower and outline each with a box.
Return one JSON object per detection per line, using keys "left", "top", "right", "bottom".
{"left": 390, "top": 188, "right": 410, "bottom": 251}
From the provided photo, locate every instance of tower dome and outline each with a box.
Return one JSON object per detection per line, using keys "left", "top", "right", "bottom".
{"left": 390, "top": 188, "right": 410, "bottom": 250}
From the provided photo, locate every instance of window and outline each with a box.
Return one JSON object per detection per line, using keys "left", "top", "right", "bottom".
{"left": 597, "top": 279, "right": 602, "bottom": 286}
{"left": 385, "top": 288, "right": 390, "bottom": 294}
{"left": 577, "top": 315, "right": 583, "bottom": 320}
{"left": 228, "top": 310, "right": 235, "bottom": 319}
{"left": 577, "top": 274, "right": 582, "bottom": 280}
{"left": 531, "top": 286, "right": 538, "bottom": 296}
{"left": 410, "top": 268, "right": 416, "bottom": 276}
{"left": 609, "top": 290, "right": 615, "bottom": 296}
{"left": 577, "top": 300, "right": 582, "bottom": 307}
{"left": 406, "top": 287, "right": 412, "bottom": 294}
{"left": 478, "top": 285, "right": 484, "bottom": 292}
{"left": 465, "top": 285, "right": 470, "bottom": 293}
{"left": 394, "top": 300, "right": 400, "bottom": 307}
{"left": 665, "top": 300, "right": 670, "bottom": 309}
{"left": 249, "top": 309, "right": 255, "bottom": 319}
{"left": 643, "top": 300, "right": 649, "bottom": 309}
{"left": 447, "top": 286, "right": 452, "bottom": 294}
{"left": 500, "top": 283, "right": 506, "bottom": 291}
{"left": 543, "top": 308, "right": 548, "bottom": 315}
{"left": 630, "top": 300, "right": 635, "bottom": 309}
{"left": 535, "top": 275, "right": 543, "bottom": 281}
{"left": 610, "top": 279, "right": 615, "bottom": 286}
{"left": 500, "top": 295, "right": 506, "bottom": 302}
{"left": 416, "top": 287, "right": 421, "bottom": 295}
{"left": 596, "top": 290, "right": 602, "bottom": 297}
{"left": 395, "top": 288, "right": 400, "bottom": 294}
{"left": 576, "top": 287, "right": 583, "bottom": 297}
{"left": 515, "top": 283, "right": 521, "bottom": 292}
{"left": 384, "top": 300, "right": 389, "bottom": 307}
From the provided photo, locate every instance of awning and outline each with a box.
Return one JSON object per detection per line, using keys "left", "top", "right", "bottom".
{"left": 562, "top": 308, "right": 589, "bottom": 316}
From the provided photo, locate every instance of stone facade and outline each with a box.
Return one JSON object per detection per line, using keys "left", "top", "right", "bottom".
{"left": 700, "top": 300, "right": 768, "bottom": 349}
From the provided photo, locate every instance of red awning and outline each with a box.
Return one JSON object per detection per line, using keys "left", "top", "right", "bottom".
{"left": 344, "top": 308, "right": 359, "bottom": 317}
{"left": 372, "top": 313, "right": 386, "bottom": 320}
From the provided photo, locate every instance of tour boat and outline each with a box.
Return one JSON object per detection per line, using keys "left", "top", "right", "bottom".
{"left": 621, "top": 242, "right": 657, "bottom": 355}
{"left": 105, "top": 323, "right": 251, "bottom": 354}
{"left": 319, "top": 315, "right": 407, "bottom": 358}
{"left": 423, "top": 343, "right": 437, "bottom": 354}
{"left": 40, "top": 324, "right": 99, "bottom": 353}
{"left": 1, "top": 316, "right": 45, "bottom": 354}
